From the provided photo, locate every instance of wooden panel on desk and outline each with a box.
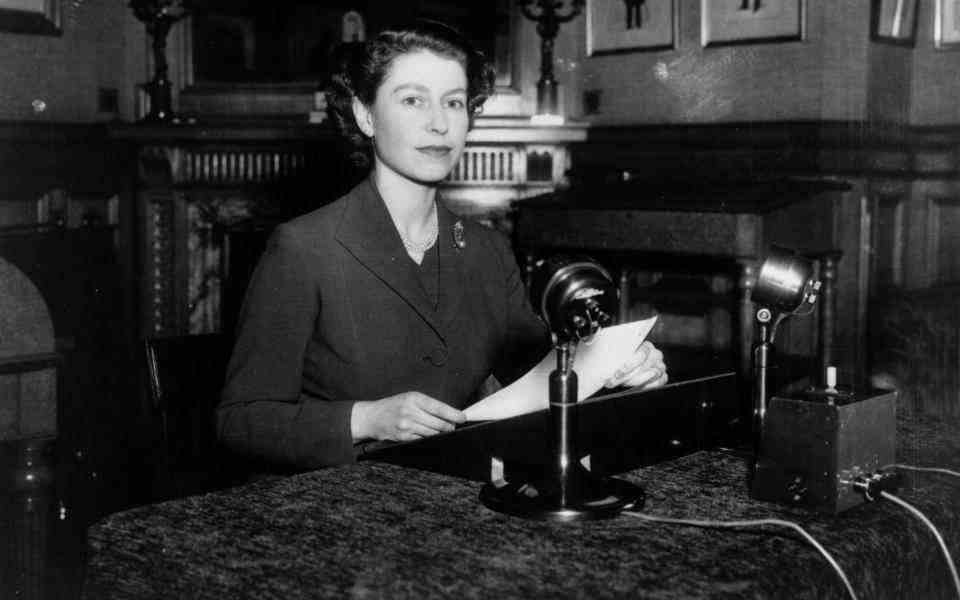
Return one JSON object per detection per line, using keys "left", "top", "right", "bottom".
{"left": 514, "top": 177, "right": 849, "bottom": 257}
{"left": 516, "top": 209, "right": 762, "bottom": 257}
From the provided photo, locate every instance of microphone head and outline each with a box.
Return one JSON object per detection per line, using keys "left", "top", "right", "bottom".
{"left": 529, "top": 255, "right": 618, "bottom": 342}
{"left": 753, "top": 246, "right": 820, "bottom": 315}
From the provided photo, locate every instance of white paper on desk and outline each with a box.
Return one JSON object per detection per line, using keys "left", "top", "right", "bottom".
{"left": 464, "top": 316, "right": 658, "bottom": 421}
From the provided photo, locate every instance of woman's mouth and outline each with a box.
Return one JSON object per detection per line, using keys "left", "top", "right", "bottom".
{"left": 416, "top": 145, "right": 452, "bottom": 158}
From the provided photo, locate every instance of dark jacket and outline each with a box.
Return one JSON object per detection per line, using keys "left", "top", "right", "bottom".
{"left": 217, "top": 179, "right": 549, "bottom": 469}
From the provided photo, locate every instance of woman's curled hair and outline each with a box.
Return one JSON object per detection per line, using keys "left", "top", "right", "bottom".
{"left": 326, "top": 19, "right": 496, "bottom": 169}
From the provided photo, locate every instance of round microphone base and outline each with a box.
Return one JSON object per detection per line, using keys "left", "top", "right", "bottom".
{"left": 479, "top": 473, "right": 645, "bottom": 522}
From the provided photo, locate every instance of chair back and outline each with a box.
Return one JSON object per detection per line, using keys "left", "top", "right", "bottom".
{"left": 143, "top": 333, "right": 237, "bottom": 498}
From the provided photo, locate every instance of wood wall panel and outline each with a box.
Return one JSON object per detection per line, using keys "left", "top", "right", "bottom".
{"left": 872, "top": 193, "right": 906, "bottom": 289}
{"left": 932, "top": 195, "right": 960, "bottom": 284}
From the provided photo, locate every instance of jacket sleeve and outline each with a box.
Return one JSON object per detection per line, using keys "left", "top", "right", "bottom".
{"left": 489, "top": 232, "right": 551, "bottom": 386}
{"left": 216, "top": 225, "right": 357, "bottom": 469}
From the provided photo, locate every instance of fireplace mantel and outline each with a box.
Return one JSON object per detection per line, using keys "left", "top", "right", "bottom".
{"left": 109, "top": 116, "right": 589, "bottom": 144}
{"left": 111, "top": 116, "right": 588, "bottom": 336}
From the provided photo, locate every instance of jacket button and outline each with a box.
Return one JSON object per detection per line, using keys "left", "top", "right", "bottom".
{"left": 424, "top": 347, "right": 448, "bottom": 366}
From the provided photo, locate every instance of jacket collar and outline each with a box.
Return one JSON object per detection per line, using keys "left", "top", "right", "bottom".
{"left": 334, "top": 178, "right": 464, "bottom": 343}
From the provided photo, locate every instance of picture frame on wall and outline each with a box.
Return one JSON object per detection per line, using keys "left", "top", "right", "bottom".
{"left": 935, "top": 0, "right": 960, "bottom": 49}
{"left": 587, "top": 0, "right": 677, "bottom": 55}
{"left": 870, "top": 0, "right": 918, "bottom": 46}
{"left": 0, "top": 0, "right": 60, "bottom": 35}
{"left": 701, "top": 0, "right": 804, "bottom": 47}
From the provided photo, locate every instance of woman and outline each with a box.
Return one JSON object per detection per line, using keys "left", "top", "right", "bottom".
{"left": 217, "top": 20, "right": 667, "bottom": 469}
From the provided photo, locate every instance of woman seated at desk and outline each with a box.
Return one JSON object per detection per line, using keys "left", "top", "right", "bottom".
{"left": 216, "top": 20, "right": 668, "bottom": 470}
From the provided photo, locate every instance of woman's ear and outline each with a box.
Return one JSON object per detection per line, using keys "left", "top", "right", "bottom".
{"left": 352, "top": 97, "right": 375, "bottom": 138}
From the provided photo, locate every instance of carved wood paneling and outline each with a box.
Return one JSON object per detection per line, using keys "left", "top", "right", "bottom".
{"left": 142, "top": 190, "right": 177, "bottom": 336}
{"left": 872, "top": 193, "right": 906, "bottom": 289}
{"left": 448, "top": 146, "right": 522, "bottom": 184}
{"left": 139, "top": 145, "right": 311, "bottom": 188}
{"left": 142, "top": 187, "right": 261, "bottom": 337}
{"left": 177, "top": 149, "right": 308, "bottom": 186}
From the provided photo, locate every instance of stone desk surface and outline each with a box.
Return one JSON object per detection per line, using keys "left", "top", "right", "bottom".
{"left": 85, "top": 413, "right": 960, "bottom": 599}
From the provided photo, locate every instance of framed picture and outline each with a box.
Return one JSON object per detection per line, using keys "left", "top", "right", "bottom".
{"left": 701, "top": 0, "right": 804, "bottom": 47}
{"left": 0, "top": 0, "right": 60, "bottom": 35}
{"left": 587, "top": 0, "right": 677, "bottom": 55}
{"left": 935, "top": 0, "right": 960, "bottom": 49}
{"left": 870, "top": 0, "right": 918, "bottom": 46}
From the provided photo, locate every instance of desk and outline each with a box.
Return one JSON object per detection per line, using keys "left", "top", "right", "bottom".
{"left": 513, "top": 178, "right": 850, "bottom": 384}
{"left": 84, "top": 412, "right": 959, "bottom": 599}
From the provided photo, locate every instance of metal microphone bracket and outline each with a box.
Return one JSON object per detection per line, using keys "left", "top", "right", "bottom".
{"left": 479, "top": 256, "right": 644, "bottom": 521}
{"left": 748, "top": 246, "right": 821, "bottom": 478}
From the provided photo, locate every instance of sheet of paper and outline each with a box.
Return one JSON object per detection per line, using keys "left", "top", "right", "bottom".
{"left": 464, "top": 316, "right": 658, "bottom": 421}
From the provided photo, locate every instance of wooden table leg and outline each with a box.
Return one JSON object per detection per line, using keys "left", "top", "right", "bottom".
{"left": 816, "top": 251, "right": 841, "bottom": 385}
{"left": 737, "top": 259, "right": 757, "bottom": 383}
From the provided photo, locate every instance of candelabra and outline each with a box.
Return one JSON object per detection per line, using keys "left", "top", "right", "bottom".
{"left": 518, "top": 0, "right": 585, "bottom": 117}
{"left": 130, "top": 0, "right": 191, "bottom": 122}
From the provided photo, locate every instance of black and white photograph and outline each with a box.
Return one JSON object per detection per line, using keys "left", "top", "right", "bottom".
{"left": 871, "top": 0, "right": 919, "bottom": 45}
{"left": 0, "top": 0, "right": 59, "bottom": 34}
{"left": 701, "top": 0, "right": 804, "bottom": 46}
{"left": 587, "top": 0, "right": 677, "bottom": 55}
{"left": 2, "top": 1, "right": 959, "bottom": 599}
{"left": 936, "top": 0, "right": 960, "bottom": 48}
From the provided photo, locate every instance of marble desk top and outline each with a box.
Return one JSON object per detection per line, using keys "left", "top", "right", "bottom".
{"left": 85, "top": 412, "right": 959, "bottom": 599}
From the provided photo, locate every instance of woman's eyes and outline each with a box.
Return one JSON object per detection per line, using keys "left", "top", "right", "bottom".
{"left": 401, "top": 95, "right": 426, "bottom": 108}
{"left": 399, "top": 96, "right": 467, "bottom": 110}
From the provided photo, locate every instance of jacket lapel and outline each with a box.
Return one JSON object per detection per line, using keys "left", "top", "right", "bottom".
{"left": 436, "top": 202, "right": 465, "bottom": 334}
{"left": 335, "top": 179, "right": 446, "bottom": 341}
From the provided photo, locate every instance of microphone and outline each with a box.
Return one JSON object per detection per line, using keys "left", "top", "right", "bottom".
{"left": 528, "top": 256, "right": 618, "bottom": 343}
{"left": 479, "top": 254, "right": 644, "bottom": 521}
{"left": 752, "top": 246, "right": 821, "bottom": 321}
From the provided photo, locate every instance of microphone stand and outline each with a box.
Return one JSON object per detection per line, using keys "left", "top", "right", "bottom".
{"left": 550, "top": 341, "right": 581, "bottom": 507}
{"left": 479, "top": 338, "right": 645, "bottom": 521}
{"left": 748, "top": 248, "right": 821, "bottom": 474}
{"left": 751, "top": 299, "right": 814, "bottom": 477}
{"left": 752, "top": 308, "right": 779, "bottom": 463}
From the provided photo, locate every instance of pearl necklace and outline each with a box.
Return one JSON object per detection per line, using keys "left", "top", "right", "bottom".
{"left": 399, "top": 218, "right": 438, "bottom": 257}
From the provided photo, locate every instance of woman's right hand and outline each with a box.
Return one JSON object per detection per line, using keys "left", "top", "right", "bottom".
{"left": 351, "top": 392, "right": 466, "bottom": 442}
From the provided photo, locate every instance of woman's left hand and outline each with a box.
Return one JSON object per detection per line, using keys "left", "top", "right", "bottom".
{"left": 604, "top": 341, "right": 668, "bottom": 390}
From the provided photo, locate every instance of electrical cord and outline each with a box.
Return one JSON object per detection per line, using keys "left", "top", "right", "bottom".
{"left": 851, "top": 465, "right": 960, "bottom": 599}
{"left": 878, "top": 490, "right": 960, "bottom": 599}
{"left": 623, "top": 511, "right": 857, "bottom": 600}
{"left": 883, "top": 463, "right": 960, "bottom": 479}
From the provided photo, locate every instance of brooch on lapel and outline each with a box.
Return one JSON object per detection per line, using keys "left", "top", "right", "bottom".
{"left": 452, "top": 220, "right": 466, "bottom": 250}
